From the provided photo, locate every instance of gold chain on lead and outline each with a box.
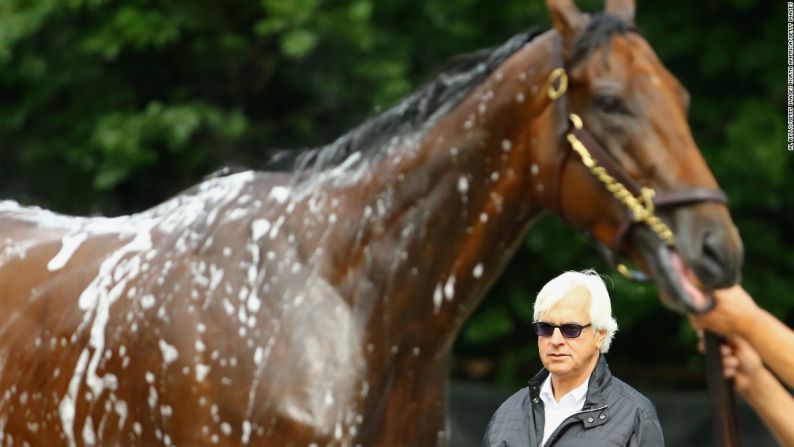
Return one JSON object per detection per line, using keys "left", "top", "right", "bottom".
{"left": 547, "top": 68, "right": 676, "bottom": 247}
{"left": 565, "top": 121, "right": 675, "bottom": 246}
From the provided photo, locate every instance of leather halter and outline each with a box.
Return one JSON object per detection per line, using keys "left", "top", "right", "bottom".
{"left": 547, "top": 67, "right": 728, "bottom": 281}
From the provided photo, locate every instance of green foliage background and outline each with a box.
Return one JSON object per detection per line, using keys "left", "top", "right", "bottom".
{"left": 0, "top": 0, "right": 787, "bottom": 388}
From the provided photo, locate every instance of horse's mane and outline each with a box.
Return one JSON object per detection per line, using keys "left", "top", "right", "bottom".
{"left": 266, "top": 30, "right": 540, "bottom": 174}
{"left": 571, "top": 13, "right": 635, "bottom": 65}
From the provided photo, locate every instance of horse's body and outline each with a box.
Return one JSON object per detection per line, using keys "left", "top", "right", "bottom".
{"left": 0, "top": 1, "right": 744, "bottom": 446}
{"left": 0, "top": 32, "right": 558, "bottom": 442}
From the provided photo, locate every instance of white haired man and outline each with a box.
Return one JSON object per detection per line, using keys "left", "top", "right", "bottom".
{"left": 482, "top": 270, "right": 664, "bottom": 446}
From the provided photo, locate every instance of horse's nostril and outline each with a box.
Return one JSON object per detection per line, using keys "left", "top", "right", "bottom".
{"left": 697, "top": 229, "right": 734, "bottom": 288}
{"left": 702, "top": 231, "right": 721, "bottom": 264}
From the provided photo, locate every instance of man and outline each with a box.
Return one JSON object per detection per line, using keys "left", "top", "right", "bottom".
{"left": 482, "top": 270, "right": 664, "bottom": 446}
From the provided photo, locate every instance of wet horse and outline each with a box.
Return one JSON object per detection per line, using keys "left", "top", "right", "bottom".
{"left": 0, "top": 0, "right": 743, "bottom": 445}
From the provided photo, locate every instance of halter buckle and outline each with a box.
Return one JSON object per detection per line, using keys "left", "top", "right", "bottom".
{"left": 548, "top": 68, "right": 568, "bottom": 100}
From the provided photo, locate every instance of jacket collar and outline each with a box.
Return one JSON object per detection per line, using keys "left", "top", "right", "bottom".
{"left": 528, "top": 354, "right": 612, "bottom": 410}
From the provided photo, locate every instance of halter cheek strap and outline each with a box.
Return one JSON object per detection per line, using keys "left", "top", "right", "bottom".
{"left": 546, "top": 67, "right": 728, "bottom": 281}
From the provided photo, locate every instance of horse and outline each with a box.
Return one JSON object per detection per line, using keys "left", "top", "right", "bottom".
{"left": 0, "top": 0, "right": 743, "bottom": 445}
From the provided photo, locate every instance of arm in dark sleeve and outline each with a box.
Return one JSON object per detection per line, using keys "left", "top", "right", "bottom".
{"left": 481, "top": 390, "right": 528, "bottom": 447}
{"left": 481, "top": 415, "right": 496, "bottom": 447}
{"left": 628, "top": 410, "right": 665, "bottom": 447}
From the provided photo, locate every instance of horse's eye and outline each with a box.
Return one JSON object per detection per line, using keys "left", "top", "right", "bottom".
{"left": 593, "top": 95, "right": 626, "bottom": 115}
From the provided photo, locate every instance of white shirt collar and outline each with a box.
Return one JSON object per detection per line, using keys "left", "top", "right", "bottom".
{"left": 539, "top": 373, "right": 589, "bottom": 407}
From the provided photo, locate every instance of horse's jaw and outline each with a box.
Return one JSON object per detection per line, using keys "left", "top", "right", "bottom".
{"left": 631, "top": 227, "right": 716, "bottom": 315}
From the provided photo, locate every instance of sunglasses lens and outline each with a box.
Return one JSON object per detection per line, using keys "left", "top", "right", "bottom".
{"left": 534, "top": 322, "right": 589, "bottom": 338}
{"left": 560, "top": 324, "right": 583, "bottom": 338}
{"left": 533, "top": 322, "right": 554, "bottom": 337}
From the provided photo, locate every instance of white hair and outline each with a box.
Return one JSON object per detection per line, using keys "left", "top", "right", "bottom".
{"left": 533, "top": 269, "right": 619, "bottom": 353}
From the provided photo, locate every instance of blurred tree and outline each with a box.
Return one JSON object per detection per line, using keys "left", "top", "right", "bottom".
{"left": 0, "top": 0, "right": 785, "bottom": 387}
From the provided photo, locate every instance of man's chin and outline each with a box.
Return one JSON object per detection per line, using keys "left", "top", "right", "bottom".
{"left": 544, "top": 361, "right": 572, "bottom": 375}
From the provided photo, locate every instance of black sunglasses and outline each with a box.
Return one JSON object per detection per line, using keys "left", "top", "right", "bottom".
{"left": 532, "top": 321, "right": 592, "bottom": 339}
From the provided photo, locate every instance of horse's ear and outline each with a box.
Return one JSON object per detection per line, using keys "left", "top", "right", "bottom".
{"left": 546, "top": 0, "right": 585, "bottom": 42}
{"left": 605, "top": 0, "right": 635, "bottom": 25}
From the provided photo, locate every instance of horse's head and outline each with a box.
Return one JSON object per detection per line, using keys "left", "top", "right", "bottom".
{"left": 545, "top": 0, "right": 743, "bottom": 314}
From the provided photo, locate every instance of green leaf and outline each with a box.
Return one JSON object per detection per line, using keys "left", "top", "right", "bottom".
{"left": 281, "top": 29, "right": 317, "bottom": 59}
{"left": 462, "top": 307, "right": 515, "bottom": 345}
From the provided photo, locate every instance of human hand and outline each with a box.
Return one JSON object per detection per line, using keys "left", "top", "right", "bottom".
{"left": 719, "top": 335, "right": 765, "bottom": 394}
{"left": 691, "top": 284, "right": 760, "bottom": 337}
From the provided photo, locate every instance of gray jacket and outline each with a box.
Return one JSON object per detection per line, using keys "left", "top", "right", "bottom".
{"left": 482, "top": 356, "right": 664, "bottom": 447}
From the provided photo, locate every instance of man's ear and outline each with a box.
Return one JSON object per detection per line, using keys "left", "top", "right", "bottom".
{"left": 594, "top": 329, "right": 607, "bottom": 350}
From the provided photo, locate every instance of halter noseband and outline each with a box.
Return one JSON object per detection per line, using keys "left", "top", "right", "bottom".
{"left": 546, "top": 67, "right": 728, "bottom": 282}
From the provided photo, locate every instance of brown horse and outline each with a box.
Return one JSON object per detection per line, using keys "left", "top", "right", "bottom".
{"left": 0, "top": 0, "right": 742, "bottom": 445}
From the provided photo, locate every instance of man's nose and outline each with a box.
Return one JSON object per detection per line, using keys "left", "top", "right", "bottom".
{"left": 550, "top": 328, "right": 566, "bottom": 344}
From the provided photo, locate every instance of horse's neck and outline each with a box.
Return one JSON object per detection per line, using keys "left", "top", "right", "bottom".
{"left": 340, "top": 31, "right": 565, "bottom": 357}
